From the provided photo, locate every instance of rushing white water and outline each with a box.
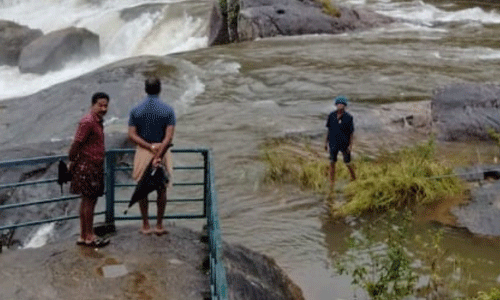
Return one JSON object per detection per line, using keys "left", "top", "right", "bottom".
{"left": 0, "top": 0, "right": 209, "bottom": 99}
{"left": 22, "top": 222, "right": 55, "bottom": 249}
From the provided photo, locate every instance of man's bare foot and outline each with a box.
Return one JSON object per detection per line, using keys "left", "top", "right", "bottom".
{"left": 154, "top": 226, "right": 169, "bottom": 236}
{"left": 139, "top": 227, "right": 153, "bottom": 235}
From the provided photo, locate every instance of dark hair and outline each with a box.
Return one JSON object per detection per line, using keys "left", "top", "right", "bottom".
{"left": 145, "top": 77, "right": 161, "bottom": 95}
{"left": 91, "top": 92, "right": 110, "bottom": 105}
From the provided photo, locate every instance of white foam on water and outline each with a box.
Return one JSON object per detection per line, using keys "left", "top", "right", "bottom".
{"left": 369, "top": 0, "right": 500, "bottom": 25}
{"left": 0, "top": 0, "right": 209, "bottom": 100}
{"left": 175, "top": 75, "right": 205, "bottom": 115}
{"left": 23, "top": 222, "right": 55, "bottom": 249}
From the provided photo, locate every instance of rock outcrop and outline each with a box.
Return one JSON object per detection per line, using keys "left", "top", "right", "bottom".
{"left": 19, "top": 27, "right": 100, "bottom": 74}
{"left": 432, "top": 83, "right": 500, "bottom": 141}
{"left": 0, "top": 225, "right": 305, "bottom": 300}
{"left": 0, "top": 20, "right": 43, "bottom": 66}
{"left": 224, "top": 244, "right": 305, "bottom": 300}
{"left": 209, "top": 0, "right": 394, "bottom": 45}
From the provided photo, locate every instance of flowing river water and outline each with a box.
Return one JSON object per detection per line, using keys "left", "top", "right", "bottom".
{"left": 2, "top": 0, "right": 500, "bottom": 299}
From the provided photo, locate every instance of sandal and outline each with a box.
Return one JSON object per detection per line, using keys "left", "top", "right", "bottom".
{"left": 76, "top": 238, "right": 86, "bottom": 245}
{"left": 154, "top": 227, "right": 169, "bottom": 236}
{"left": 85, "top": 237, "right": 110, "bottom": 248}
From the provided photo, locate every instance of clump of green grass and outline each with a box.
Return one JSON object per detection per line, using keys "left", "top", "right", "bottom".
{"left": 260, "top": 138, "right": 466, "bottom": 217}
{"left": 260, "top": 139, "right": 332, "bottom": 192}
{"left": 473, "top": 288, "right": 500, "bottom": 300}
{"left": 315, "top": 0, "right": 341, "bottom": 18}
{"left": 337, "top": 139, "right": 465, "bottom": 217}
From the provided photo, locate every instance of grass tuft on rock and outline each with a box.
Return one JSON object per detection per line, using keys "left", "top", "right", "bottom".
{"left": 338, "top": 139, "right": 465, "bottom": 217}
{"left": 260, "top": 138, "right": 466, "bottom": 217}
{"left": 315, "top": 0, "right": 341, "bottom": 18}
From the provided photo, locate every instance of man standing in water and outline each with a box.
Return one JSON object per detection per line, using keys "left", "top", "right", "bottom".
{"left": 69, "top": 92, "right": 110, "bottom": 247}
{"left": 324, "top": 95, "right": 356, "bottom": 189}
{"left": 128, "top": 77, "right": 176, "bottom": 235}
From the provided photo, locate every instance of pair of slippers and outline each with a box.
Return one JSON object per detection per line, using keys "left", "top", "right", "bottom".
{"left": 76, "top": 237, "right": 110, "bottom": 248}
{"left": 139, "top": 227, "right": 169, "bottom": 236}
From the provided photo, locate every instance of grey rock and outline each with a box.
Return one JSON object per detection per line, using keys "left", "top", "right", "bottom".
{"left": 18, "top": 27, "right": 100, "bottom": 74}
{"left": 209, "top": 0, "right": 394, "bottom": 45}
{"left": 0, "top": 20, "right": 43, "bottom": 66}
{"left": 432, "top": 83, "right": 500, "bottom": 141}
{"left": 0, "top": 225, "right": 305, "bottom": 300}
{"left": 225, "top": 244, "right": 305, "bottom": 300}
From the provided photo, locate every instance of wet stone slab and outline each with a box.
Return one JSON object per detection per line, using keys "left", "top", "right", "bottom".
{"left": 0, "top": 225, "right": 209, "bottom": 300}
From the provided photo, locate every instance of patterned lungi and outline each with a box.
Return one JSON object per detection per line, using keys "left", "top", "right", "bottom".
{"left": 70, "top": 159, "right": 104, "bottom": 198}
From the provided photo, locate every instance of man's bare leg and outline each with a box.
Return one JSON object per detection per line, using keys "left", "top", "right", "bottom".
{"left": 155, "top": 187, "right": 168, "bottom": 235}
{"left": 329, "top": 162, "right": 336, "bottom": 191}
{"left": 80, "top": 196, "right": 97, "bottom": 242}
{"left": 346, "top": 163, "right": 356, "bottom": 181}
{"left": 139, "top": 197, "right": 152, "bottom": 234}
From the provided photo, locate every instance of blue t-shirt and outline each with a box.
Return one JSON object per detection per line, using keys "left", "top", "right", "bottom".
{"left": 326, "top": 110, "right": 354, "bottom": 149}
{"left": 128, "top": 95, "right": 176, "bottom": 143}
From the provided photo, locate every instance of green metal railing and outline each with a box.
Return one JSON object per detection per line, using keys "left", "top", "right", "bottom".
{"left": 0, "top": 148, "right": 228, "bottom": 300}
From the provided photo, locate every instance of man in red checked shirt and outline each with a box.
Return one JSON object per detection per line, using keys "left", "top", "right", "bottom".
{"left": 69, "top": 92, "right": 110, "bottom": 248}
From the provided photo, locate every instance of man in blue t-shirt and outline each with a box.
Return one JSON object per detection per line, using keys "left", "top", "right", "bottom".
{"left": 128, "top": 77, "right": 176, "bottom": 235}
{"left": 324, "top": 95, "right": 356, "bottom": 189}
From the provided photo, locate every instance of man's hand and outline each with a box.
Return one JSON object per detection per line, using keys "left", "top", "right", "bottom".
{"left": 152, "top": 156, "right": 162, "bottom": 167}
{"left": 150, "top": 143, "right": 161, "bottom": 155}
{"left": 324, "top": 143, "right": 328, "bottom": 152}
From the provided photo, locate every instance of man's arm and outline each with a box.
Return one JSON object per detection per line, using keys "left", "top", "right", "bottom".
{"left": 69, "top": 121, "right": 91, "bottom": 162}
{"left": 128, "top": 126, "right": 156, "bottom": 152}
{"left": 69, "top": 141, "right": 83, "bottom": 162}
{"left": 324, "top": 133, "right": 329, "bottom": 152}
{"left": 153, "top": 125, "right": 175, "bottom": 165}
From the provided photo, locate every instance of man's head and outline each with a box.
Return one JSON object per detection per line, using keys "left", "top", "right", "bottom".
{"left": 145, "top": 77, "right": 161, "bottom": 95}
{"left": 91, "top": 92, "right": 109, "bottom": 120}
{"left": 334, "top": 95, "right": 348, "bottom": 110}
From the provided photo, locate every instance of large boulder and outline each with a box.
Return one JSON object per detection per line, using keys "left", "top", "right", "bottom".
{"left": 18, "top": 27, "right": 100, "bottom": 74}
{"left": 432, "top": 83, "right": 500, "bottom": 141}
{"left": 209, "top": 0, "right": 394, "bottom": 45}
{"left": 0, "top": 20, "right": 43, "bottom": 66}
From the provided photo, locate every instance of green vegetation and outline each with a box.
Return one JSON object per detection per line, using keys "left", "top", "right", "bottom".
{"left": 336, "top": 211, "right": 479, "bottom": 300}
{"left": 337, "top": 139, "right": 465, "bottom": 217}
{"left": 260, "top": 137, "right": 466, "bottom": 217}
{"left": 336, "top": 212, "right": 418, "bottom": 300}
{"left": 315, "top": 0, "right": 341, "bottom": 18}
{"left": 473, "top": 288, "right": 500, "bottom": 300}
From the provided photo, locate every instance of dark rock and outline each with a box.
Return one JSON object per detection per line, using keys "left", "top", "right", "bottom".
{"left": 0, "top": 20, "right": 43, "bottom": 66}
{"left": 224, "top": 244, "right": 305, "bottom": 300}
{"left": 208, "top": 1, "right": 230, "bottom": 46}
{"left": 18, "top": 27, "right": 100, "bottom": 74}
{"left": 432, "top": 83, "right": 500, "bottom": 141}
{"left": 208, "top": 0, "right": 394, "bottom": 45}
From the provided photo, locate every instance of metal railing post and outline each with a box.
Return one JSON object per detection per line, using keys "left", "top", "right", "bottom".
{"left": 203, "top": 150, "right": 209, "bottom": 218}
{"left": 105, "top": 151, "right": 116, "bottom": 226}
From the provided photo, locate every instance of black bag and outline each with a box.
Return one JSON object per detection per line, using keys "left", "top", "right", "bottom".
{"left": 57, "top": 160, "right": 72, "bottom": 193}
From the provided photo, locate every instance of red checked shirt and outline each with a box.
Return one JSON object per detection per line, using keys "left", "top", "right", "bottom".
{"left": 69, "top": 112, "right": 105, "bottom": 164}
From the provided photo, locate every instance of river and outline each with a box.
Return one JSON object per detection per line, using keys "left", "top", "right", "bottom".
{"left": 2, "top": 0, "right": 500, "bottom": 299}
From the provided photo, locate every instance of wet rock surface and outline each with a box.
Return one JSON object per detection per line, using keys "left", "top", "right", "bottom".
{"left": 0, "top": 20, "right": 43, "bottom": 66}
{"left": 18, "top": 27, "right": 100, "bottom": 74}
{"left": 0, "top": 224, "right": 305, "bottom": 300}
{"left": 209, "top": 0, "right": 394, "bottom": 45}
{"left": 432, "top": 83, "right": 500, "bottom": 141}
{"left": 0, "top": 225, "right": 209, "bottom": 300}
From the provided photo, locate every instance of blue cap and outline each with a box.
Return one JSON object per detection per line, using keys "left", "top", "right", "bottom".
{"left": 334, "top": 95, "right": 348, "bottom": 106}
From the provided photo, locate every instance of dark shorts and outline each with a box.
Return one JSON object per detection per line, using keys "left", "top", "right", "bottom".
{"left": 329, "top": 146, "right": 351, "bottom": 163}
{"left": 70, "top": 159, "right": 104, "bottom": 198}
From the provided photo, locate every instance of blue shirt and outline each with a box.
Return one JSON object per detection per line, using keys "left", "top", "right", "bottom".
{"left": 326, "top": 110, "right": 354, "bottom": 149}
{"left": 128, "top": 95, "right": 176, "bottom": 143}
